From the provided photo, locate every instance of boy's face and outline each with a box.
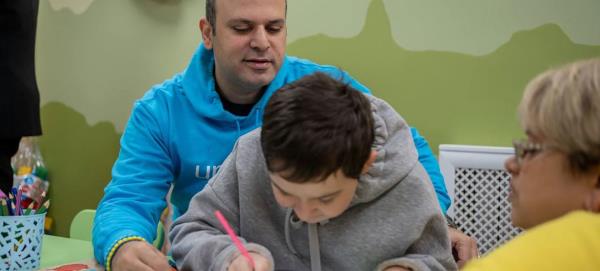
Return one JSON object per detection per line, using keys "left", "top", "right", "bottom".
{"left": 269, "top": 169, "right": 358, "bottom": 224}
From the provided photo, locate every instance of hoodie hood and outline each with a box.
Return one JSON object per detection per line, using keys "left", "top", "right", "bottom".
{"left": 282, "top": 94, "right": 421, "bottom": 271}
{"left": 181, "top": 43, "right": 290, "bottom": 122}
{"left": 352, "top": 95, "right": 419, "bottom": 205}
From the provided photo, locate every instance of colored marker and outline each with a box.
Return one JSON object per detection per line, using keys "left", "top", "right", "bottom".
{"left": 23, "top": 202, "right": 36, "bottom": 215}
{"left": 214, "top": 210, "right": 255, "bottom": 269}
{"left": 16, "top": 187, "right": 22, "bottom": 215}
{"left": 36, "top": 199, "right": 50, "bottom": 214}
{"left": 0, "top": 199, "right": 7, "bottom": 216}
{"left": 37, "top": 190, "right": 47, "bottom": 209}
{"left": 2, "top": 199, "right": 9, "bottom": 216}
{"left": 10, "top": 201, "right": 17, "bottom": 216}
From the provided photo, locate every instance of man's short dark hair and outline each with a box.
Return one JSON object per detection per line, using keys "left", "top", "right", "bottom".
{"left": 206, "top": 0, "right": 287, "bottom": 35}
{"left": 261, "top": 72, "right": 374, "bottom": 183}
{"left": 205, "top": 0, "right": 217, "bottom": 31}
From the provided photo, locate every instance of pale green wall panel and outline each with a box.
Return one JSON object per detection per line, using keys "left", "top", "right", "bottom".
{"left": 384, "top": 0, "right": 600, "bottom": 55}
{"left": 37, "top": 0, "right": 203, "bottom": 130}
{"left": 39, "top": 102, "right": 120, "bottom": 237}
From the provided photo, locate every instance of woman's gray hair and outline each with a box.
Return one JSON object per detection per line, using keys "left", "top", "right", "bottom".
{"left": 519, "top": 58, "right": 600, "bottom": 172}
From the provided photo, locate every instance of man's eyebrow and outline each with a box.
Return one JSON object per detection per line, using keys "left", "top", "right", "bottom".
{"left": 227, "top": 19, "right": 252, "bottom": 25}
{"left": 267, "top": 19, "right": 285, "bottom": 25}
{"left": 227, "top": 18, "right": 285, "bottom": 25}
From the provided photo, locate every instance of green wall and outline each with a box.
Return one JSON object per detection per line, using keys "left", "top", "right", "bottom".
{"left": 36, "top": 0, "right": 600, "bottom": 236}
{"left": 288, "top": 0, "right": 600, "bottom": 149}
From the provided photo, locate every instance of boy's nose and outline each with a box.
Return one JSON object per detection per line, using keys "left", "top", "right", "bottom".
{"left": 294, "top": 202, "right": 316, "bottom": 221}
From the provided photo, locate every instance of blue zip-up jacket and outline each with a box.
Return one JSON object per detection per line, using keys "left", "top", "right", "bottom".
{"left": 92, "top": 43, "right": 450, "bottom": 268}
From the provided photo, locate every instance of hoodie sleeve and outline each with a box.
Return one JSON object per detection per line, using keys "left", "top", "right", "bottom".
{"left": 375, "top": 214, "right": 457, "bottom": 271}
{"left": 170, "top": 142, "right": 274, "bottom": 271}
{"left": 93, "top": 100, "right": 172, "bottom": 268}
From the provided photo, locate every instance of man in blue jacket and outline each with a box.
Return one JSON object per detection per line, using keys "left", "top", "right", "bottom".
{"left": 93, "top": 0, "right": 475, "bottom": 270}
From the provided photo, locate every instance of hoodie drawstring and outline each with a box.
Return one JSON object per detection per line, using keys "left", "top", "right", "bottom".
{"left": 308, "top": 224, "right": 322, "bottom": 271}
{"left": 284, "top": 208, "right": 322, "bottom": 271}
{"left": 234, "top": 119, "right": 241, "bottom": 138}
{"left": 284, "top": 208, "right": 299, "bottom": 255}
{"left": 255, "top": 108, "right": 261, "bottom": 126}
{"left": 233, "top": 108, "right": 260, "bottom": 138}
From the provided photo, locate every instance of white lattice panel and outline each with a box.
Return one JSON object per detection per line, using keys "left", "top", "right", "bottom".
{"left": 453, "top": 167, "right": 522, "bottom": 255}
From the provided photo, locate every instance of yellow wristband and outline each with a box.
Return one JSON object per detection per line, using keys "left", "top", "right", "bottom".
{"left": 105, "top": 236, "right": 146, "bottom": 271}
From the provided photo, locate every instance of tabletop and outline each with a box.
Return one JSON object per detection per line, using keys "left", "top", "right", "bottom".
{"left": 40, "top": 234, "right": 102, "bottom": 270}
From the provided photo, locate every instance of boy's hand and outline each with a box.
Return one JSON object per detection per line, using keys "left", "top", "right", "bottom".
{"left": 449, "top": 227, "right": 478, "bottom": 268}
{"left": 228, "top": 252, "right": 272, "bottom": 271}
{"left": 111, "top": 240, "right": 172, "bottom": 271}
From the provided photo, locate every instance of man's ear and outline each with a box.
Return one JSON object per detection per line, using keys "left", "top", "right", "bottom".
{"left": 361, "top": 150, "right": 377, "bottom": 174}
{"left": 199, "top": 18, "right": 214, "bottom": 49}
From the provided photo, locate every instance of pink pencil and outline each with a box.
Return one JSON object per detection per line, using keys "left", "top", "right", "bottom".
{"left": 214, "top": 210, "right": 256, "bottom": 269}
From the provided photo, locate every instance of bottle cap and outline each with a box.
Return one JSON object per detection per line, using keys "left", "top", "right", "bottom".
{"left": 33, "top": 166, "right": 48, "bottom": 180}
{"left": 17, "top": 166, "right": 32, "bottom": 176}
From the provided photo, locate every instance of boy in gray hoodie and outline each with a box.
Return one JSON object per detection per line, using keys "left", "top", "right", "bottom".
{"left": 170, "top": 72, "right": 457, "bottom": 271}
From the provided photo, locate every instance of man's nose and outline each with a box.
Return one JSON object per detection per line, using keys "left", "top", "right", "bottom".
{"left": 250, "top": 27, "right": 270, "bottom": 51}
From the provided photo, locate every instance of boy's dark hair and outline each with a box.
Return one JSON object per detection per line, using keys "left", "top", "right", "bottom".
{"left": 261, "top": 72, "right": 374, "bottom": 183}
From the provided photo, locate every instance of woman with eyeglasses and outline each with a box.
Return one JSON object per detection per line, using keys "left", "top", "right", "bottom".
{"left": 463, "top": 58, "right": 600, "bottom": 270}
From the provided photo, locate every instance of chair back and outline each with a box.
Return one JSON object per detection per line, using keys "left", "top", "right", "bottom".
{"left": 69, "top": 209, "right": 165, "bottom": 248}
{"left": 70, "top": 209, "right": 96, "bottom": 241}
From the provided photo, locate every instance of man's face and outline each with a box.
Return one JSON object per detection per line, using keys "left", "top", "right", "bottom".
{"left": 269, "top": 170, "right": 358, "bottom": 224}
{"left": 202, "top": 0, "right": 286, "bottom": 96}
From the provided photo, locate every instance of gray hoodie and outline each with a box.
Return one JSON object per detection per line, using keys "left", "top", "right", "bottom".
{"left": 170, "top": 95, "right": 457, "bottom": 271}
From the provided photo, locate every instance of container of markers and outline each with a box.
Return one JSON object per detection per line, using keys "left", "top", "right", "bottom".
{"left": 0, "top": 211, "right": 46, "bottom": 270}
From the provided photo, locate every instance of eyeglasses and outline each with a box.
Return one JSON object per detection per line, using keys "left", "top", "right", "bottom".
{"left": 512, "top": 139, "right": 545, "bottom": 165}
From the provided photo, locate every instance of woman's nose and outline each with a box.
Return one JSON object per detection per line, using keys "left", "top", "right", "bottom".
{"left": 505, "top": 155, "right": 519, "bottom": 176}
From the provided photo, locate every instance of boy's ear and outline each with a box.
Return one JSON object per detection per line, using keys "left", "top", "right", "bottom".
{"left": 199, "top": 18, "right": 214, "bottom": 49}
{"left": 361, "top": 150, "right": 377, "bottom": 174}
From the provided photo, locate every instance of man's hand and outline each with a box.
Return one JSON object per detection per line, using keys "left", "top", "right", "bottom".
{"left": 228, "top": 252, "right": 272, "bottom": 271}
{"left": 448, "top": 227, "right": 478, "bottom": 268}
{"left": 111, "top": 240, "right": 172, "bottom": 271}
